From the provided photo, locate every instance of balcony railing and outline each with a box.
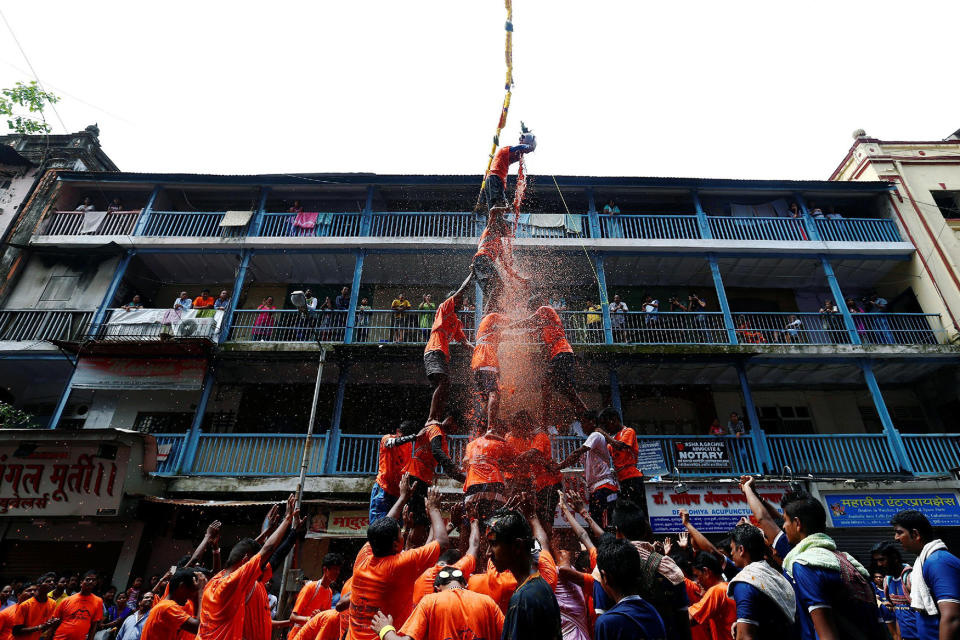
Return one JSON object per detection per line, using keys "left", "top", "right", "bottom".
{"left": 42, "top": 210, "right": 139, "bottom": 235}
{"left": 709, "top": 216, "right": 808, "bottom": 242}
{"left": 141, "top": 211, "right": 232, "bottom": 237}
{"left": 611, "top": 311, "right": 728, "bottom": 344}
{"left": 94, "top": 309, "right": 223, "bottom": 342}
{"left": 733, "top": 312, "right": 851, "bottom": 345}
{"left": 258, "top": 212, "right": 362, "bottom": 237}
{"left": 815, "top": 217, "right": 902, "bottom": 243}
{"left": 151, "top": 431, "right": 960, "bottom": 479}
{"left": 371, "top": 212, "right": 479, "bottom": 237}
{"left": 599, "top": 214, "right": 700, "bottom": 240}
{"left": 0, "top": 309, "right": 93, "bottom": 342}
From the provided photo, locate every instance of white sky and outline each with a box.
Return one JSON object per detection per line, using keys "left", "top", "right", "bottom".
{"left": 1, "top": 1, "right": 958, "bottom": 180}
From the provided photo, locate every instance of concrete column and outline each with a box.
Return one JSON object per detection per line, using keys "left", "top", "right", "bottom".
{"left": 862, "top": 360, "right": 914, "bottom": 473}
{"left": 217, "top": 250, "right": 252, "bottom": 342}
{"left": 323, "top": 364, "right": 350, "bottom": 474}
{"left": 132, "top": 185, "right": 161, "bottom": 236}
{"left": 692, "top": 191, "right": 712, "bottom": 239}
{"left": 247, "top": 186, "right": 271, "bottom": 236}
{"left": 594, "top": 253, "right": 613, "bottom": 344}
{"left": 820, "top": 255, "right": 862, "bottom": 345}
{"left": 735, "top": 361, "right": 772, "bottom": 474}
{"left": 795, "top": 193, "right": 822, "bottom": 241}
{"left": 344, "top": 251, "right": 365, "bottom": 343}
{"left": 359, "top": 186, "right": 374, "bottom": 236}
{"left": 708, "top": 254, "right": 737, "bottom": 344}
{"left": 179, "top": 368, "right": 216, "bottom": 473}
{"left": 586, "top": 187, "right": 602, "bottom": 238}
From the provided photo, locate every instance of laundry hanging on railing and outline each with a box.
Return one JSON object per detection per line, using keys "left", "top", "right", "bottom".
{"left": 80, "top": 210, "right": 108, "bottom": 234}
{"left": 291, "top": 211, "right": 319, "bottom": 230}
{"left": 219, "top": 210, "right": 254, "bottom": 227}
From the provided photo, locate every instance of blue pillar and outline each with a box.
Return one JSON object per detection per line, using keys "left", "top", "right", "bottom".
{"left": 133, "top": 185, "right": 161, "bottom": 236}
{"left": 795, "top": 193, "right": 822, "bottom": 241}
{"left": 47, "top": 368, "right": 77, "bottom": 429}
{"left": 608, "top": 367, "right": 622, "bottom": 414}
{"left": 735, "top": 362, "right": 772, "bottom": 473}
{"left": 88, "top": 250, "right": 134, "bottom": 337}
{"left": 586, "top": 187, "right": 602, "bottom": 238}
{"left": 820, "top": 255, "right": 861, "bottom": 345}
{"left": 247, "top": 187, "right": 271, "bottom": 236}
{"left": 217, "top": 250, "right": 252, "bottom": 342}
{"left": 344, "top": 250, "right": 365, "bottom": 343}
{"left": 179, "top": 367, "right": 216, "bottom": 473}
{"left": 474, "top": 281, "right": 483, "bottom": 329}
{"left": 323, "top": 364, "right": 350, "bottom": 474}
{"left": 593, "top": 253, "right": 613, "bottom": 344}
{"left": 862, "top": 360, "right": 914, "bottom": 473}
{"left": 692, "top": 191, "right": 712, "bottom": 239}
{"left": 359, "top": 186, "right": 374, "bottom": 236}
{"left": 708, "top": 254, "right": 737, "bottom": 344}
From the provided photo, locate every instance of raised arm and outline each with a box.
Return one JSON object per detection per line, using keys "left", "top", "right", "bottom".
{"left": 738, "top": 475, "right": 783, "bottom": 546}
{"left": 567, "top": 491, "right": 604, "bottom": 540}
{"left": 386, "top": 472, "right": 413, "bottom": 521}
{"left": 431, "top": 436, "right": 464, "bottom": 483}
{"left": 557, "top": 445, "right": 589, "bottom": 471}
{"left": 680, "top": 510, "right": 721, "bottom": 556}
{"left": 558, "top": 491, "right": 595, "bottom": 551}
{"left": 259, "top": 493, "right": 296, "bottom": 569}
{"left": 425, "top": 486, "right": 450, "bottom": 551}
{"left": 256, "top": 505, "right": 281, "bottom": 544}
{"left": 383, "top": 433, "right": 417, "bottom": 449}
{"left": 185, "top": 520, "right": 222, "bottom": 568}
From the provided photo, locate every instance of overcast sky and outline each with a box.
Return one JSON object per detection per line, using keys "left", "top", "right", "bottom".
{"left": 1, "top": 1, "right": 958, "bottom": 180}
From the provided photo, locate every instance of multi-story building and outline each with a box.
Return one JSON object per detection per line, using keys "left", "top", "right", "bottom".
{"left": 2, "top": 151, "right": 960, "bottom": 584}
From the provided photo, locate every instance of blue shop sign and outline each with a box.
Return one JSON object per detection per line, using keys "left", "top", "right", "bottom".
{"left": 825, "top": 492, "right": 960, "bottom": 528}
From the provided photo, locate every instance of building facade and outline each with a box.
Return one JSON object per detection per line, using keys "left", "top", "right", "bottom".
{"left": 2, "top": 154, "right": 960, "bottom": 580}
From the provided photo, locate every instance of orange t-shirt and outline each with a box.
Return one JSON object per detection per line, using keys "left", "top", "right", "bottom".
{"left": 424, "top": 298, "right": 467, "bottom": 358}
{"left": 530, "top": 432, "right": 560, "bottom": 490}
{"left": 463, "top": 434, "right": 514, "bottom": 491}
{"left": 488, "top": 147, "right": 512, "bottom": 182}
{"left": 338, "top": 577, "right": 354, "bottom": 640}
{"left": 468, "top": 553, "right": 558, "bottom": 614}
{"left": 15, "top": 598, "right": 57, "bottom": 640}
{"left": 688, "top": 582, "right": 736, "bottom": 640}
{"left": 411, "top": 555, "right": 477, "bottom": 608}
{"left": 195, "top": 553, "right": 263, "bottom": 640}
{"left": 535, "top": 306, "right": 573, "bottom": 359}
{"left": 610, "top": 426, "right": 642, "bottom": 481}
{"left": 376, "top": 434, "right": 411, "bottom": 494}
{"left": 291, "top": 610, "right": 339, "bottom": 640}
{"left": 471, "top": 313, "right": 509, "bottom": 371}
{"left": 0, "top": 604, "right": 18, "bottom": 640}
{"left": 290, "top": 581, "right": 332, "bottom": 635}
{"left": 242, "top": 575, "right": 272, "bottom": 640}
{"left": 175, "top": 599, "right": 195, "bottom": 640}
{"left": 404, "top": 425, "right": 446, "bottom": 485}
{"left": 474, "top": 227, "right": 507, "bottom": 263}
{"left": 503, "top": 433, "right": 530, "bottom": 486}
{"left": 400, "top": 588, "right": 504, "bottom": 640}
{"left": 141, "top": 600, "right": 191, "bottom": 640}
{"left": 684, "top": 579, "right": 710, "bottom": 640}
{"left": 347, "top": 540, "right": 441, "bottom": 640}
{"left": 192, "top": 296, "right": 215, "bottom": 309}
{"left": 52, "top": 594, "right": 103, "bottom": 640}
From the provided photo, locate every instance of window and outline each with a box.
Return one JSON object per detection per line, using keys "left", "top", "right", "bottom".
{"left": 931, "top": 191, "right": 960, "bottom": 219}
{"left": 756, "top": 405, "right": 814, "bottom": 434}
{"left": 39, "top": 275, "right": 79, "bottom": 302}
{"left": 133, "top": 412, "right": 193, "bottom": 434}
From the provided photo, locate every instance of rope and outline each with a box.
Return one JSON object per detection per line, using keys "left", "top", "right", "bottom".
{"left": 550, "top": 176, "right": 606, "bottom": 306}
{"left": 474, "top": 0, "right": 515, "bottom": 212}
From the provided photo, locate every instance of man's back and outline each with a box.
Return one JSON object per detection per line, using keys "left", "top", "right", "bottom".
{"left": 196, "top": 554, "right": 263, "bottom": 640}
{"left": 400, "top": 589, "right": 503, "bottom": 640}
{"left": 595, "top": 595, "right": 667, "bottom": 640}
{"left": 916, "top": 548, "right": 960, "bottom": 640}
{"left": 502, "top": 576, "right": 561, "bottom": 640}
{"left": 791, "top": 563, "right": 886, "bottom": 640}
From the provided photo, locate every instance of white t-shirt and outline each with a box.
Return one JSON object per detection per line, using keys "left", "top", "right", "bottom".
{"left": 583, "top": 431, "right": 618, "bottom": 492}
{"left": 644, "top": 300, "right": 659, "bottom": 313}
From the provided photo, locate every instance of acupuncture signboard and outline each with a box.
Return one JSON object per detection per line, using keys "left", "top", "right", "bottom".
{"left": 646, "top": 482, "right": 790, "bottom": 534}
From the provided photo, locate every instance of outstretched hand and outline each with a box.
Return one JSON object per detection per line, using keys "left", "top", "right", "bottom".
{"left": 370, "top": 611, "right": 394, "bottom": 635}
{"left": 738, "top": 475, "right": 755, "bottom": 492}
{"left": 679, "top": 509, "right": 690, "bottom": 527}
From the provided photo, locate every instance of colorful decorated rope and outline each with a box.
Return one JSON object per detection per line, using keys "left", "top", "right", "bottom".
{"left": 475, "top": 0, "right": 515, "bottom": 212}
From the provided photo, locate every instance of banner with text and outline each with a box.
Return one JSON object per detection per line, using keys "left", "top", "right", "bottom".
{"left": 72, "top": 357, "right": 207, "bottom": 391}
{"left": 646, "top": 482, "right": 790, "bottom": 534}
{"left": 825, "top": 492, "right": 960, "bottom": 528}
{"left": 637, "top": 442, "right": 669, "bottom": 476}
{"left": 0, "top": 443, "right": 130, "bottom": 517}
{"left": 674, "top": 440, "right": 730, "bottom": 470}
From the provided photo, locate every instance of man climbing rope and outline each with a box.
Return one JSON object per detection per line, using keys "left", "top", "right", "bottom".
{"left": 483, "top": 124, "right": 536, "bottom": 215}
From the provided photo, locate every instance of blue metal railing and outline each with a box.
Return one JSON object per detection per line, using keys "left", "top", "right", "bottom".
{"left": 902, "top": 434, "right": 960, "bottom": 476}
{"left": 370, "top": 212, "right": 479, "bottom": 237}
{"left": 708, "top": 216, "right": 808, "bottom": 242}
{"left": 0, "top": 309, "right": 94, "bottom": 342}
{"left": 41, "top": 210, "right": 140, "bottom": 235}
{"left": 598, "top": 215, "right": 701, "bottom": 240}
{"left": 257, "top": 212, "right": 363, "bottom": 237}
{"left": 152, "top": 431, "right": 960, "bottom": 478}
{"left": 611, "top": 311, "right": 728, "bottom": 344}
{"left": 815, "top": 218, "right": 902, "bottom": 243}
{"left": 141, "top": 211, "right": 231, "bottom": 237}
{"left": 767, "top": 434, "right": 901, "bottom": 476}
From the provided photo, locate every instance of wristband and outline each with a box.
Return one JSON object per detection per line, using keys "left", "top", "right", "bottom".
{"left": 378, "top": 625, "right": 396, "bottom": 640}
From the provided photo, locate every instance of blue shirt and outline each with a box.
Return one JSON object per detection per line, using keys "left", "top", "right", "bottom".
{"left": 774, "top": 531, "right": 793, "bottom": 561}
{"left": 790, "top": 564, "right": 886, "bottom": 640}
{"left": 872, "top": 584, "right": 896, "bottom": 623}
{"left": 116, "top": 610, "right": 150, "bottom": 640}
{"left": 595, "top": 595, "right": 667, "bottom": 640}
{"left": 916, "top": 549, "right": 960, "bottom": 640}
{"left": 593, "top": 575, "right": 687, "bottom": 640}
{"left": 730, "top": 581, "right": 800, "bottom": 640}
{"left": 884, "top": 569, "right": 917, "bottom": 638}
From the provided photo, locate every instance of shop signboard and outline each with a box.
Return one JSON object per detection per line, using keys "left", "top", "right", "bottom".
{"left": 646, "top": 482, "right": 790, "bottom": 534}
{"left": 673, "top": 440, "right": 729, "bottom": 470}
{"left": 825, "top": 491, "right": 960, "bottom": 528}
{"left": 72, "top": 357, "right": 207, "bottom": 391}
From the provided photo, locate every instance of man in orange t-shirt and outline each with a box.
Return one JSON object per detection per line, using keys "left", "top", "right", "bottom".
{"left": 688, "top": 552, "right": 736, "bottom": 640}
{"left": 288, "top": 609, "right": 339, "bottom": 640}
{"left": 195, "top": 494, "right": 296, "bottom": 640}
{"left": 512, "top": 295, "right": 588, "bottom": 428}
{"left": 423, "top": 279, "right": 473, "bottom": 424}
{"left": 289, "top": 554, "right": 343, "bottom": 635}
{"left": 463, "top": 426, "right": 515, "bottom": 520}
{"left": 51, "top": 572, "right": 102, "bottom": 640}
{"left": 372, "top": 566, "right": 504, "bottom": 640}
{"left": 192, "top": 290, "right": 215, "bottom": 309}
{"left": 370, "top": 422, "right": 415, "bottom": 522}
{"left": 14, "top": 574, "right": 58, "bottom": 640}
{"left": 140, "top": 569, "right": 200, "bottom": 640}
{"left": 347, "top": 485, "right": 450, "bottom": 640}
{"left": 599, "top": 407, "right": 643, "bottom": 504}
{"left": 384, "top": 416, "right": 463, "bottom": 517}
{"left": 411, "top": 519, "right": 481, "bottom": 609}
{"left": 470, "top": 312, "right": 510, "bottom": 433}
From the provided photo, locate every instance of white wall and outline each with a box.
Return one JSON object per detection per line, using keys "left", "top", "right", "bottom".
{"left": 0, "top": 165, "right": 38, "bottom": 239}
{"left": 81, "top": 386, "right": 243, "bottom": 430}
{"left": 5, "top": 254, "right": 120, "bottom": 309}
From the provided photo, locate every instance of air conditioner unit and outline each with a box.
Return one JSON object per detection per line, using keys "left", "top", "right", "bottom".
{"left": 177, "top": 318, "right": 216, "bottom": 338}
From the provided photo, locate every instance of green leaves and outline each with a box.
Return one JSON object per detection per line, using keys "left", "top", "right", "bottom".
{"left": 0, "top": 401, "right": 35, "bottom": 428}
{"left": 0, "top": 81, "right": 60, "bottom": 134}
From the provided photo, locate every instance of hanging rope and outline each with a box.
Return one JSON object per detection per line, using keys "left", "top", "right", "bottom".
{"left": 475, "top": 0, "right": 515, "bottom": 212}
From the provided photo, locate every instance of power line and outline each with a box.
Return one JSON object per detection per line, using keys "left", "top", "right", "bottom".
{"left": 0, "top": 7, "right": 68, "bottom": 134}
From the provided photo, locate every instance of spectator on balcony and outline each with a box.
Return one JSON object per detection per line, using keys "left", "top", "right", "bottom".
{"left": 867, "top": 293, "right": 895, "bottom": 344}
{"left": 808, "top": 202, "right": 826, "bottom": 219}
{"left": 295, "top": 290, "right": 318, "bottom": 341}
{"left": 213, "top": 290, "right": 230, "bottom": 311}
{"left": 391, "top": 293, "right": 411, "bottom": 343}
{"left": 192, "top": 289, "right": 216, "bottom": 319}
{"left": 642, "top": 297, "right": 659, "bottom": 341}
{"left": 819, "top": 299, "right": 840, "bottom": 341}
{"left": 107, "top": 198, "right": 123, "bottom": 213}
{"left": 288, "top": 200, "right": 304, "bottom": 214}
{"left": 334, "top": 287, "right": 350, "bottom": 337}
{"left": 847, "top": 298, "right": 868, "bottom": 340}
{"left": 736, "top": 315, "right": 766, "bottom": 344}
{"left": 783, "top": 315, "right": 802, "bottom": 344}
{"left": 609, "top": 295, "right": 628, "bottom": 343}
{"left": 826, "top": 206, "right": 844, "bottom": 220}
{"left": 602, "top": 199, "right": 622, "bottom": 239}
{"left": 418, "top": 294, "right": 436, "bottom": 342}
{"left": 585, "top": 300, "right": 602, "bottom": 343}
{"left": 173, "top": 291, "right": 192, "bottom": 311}
{"left": 788, "top": 202, "right": 802, "bottom": 219}
{"left": 708, "top": 419, "right": 725, "bottom": 436}
{"left": 687, "top": 293, "right": 709, "bottom": 338}
{"left": 727, "top": 412, "right": 747, "bottom": 437}
{"left": 356, "top": 297, "right": 371, "bottom": 343}
{"left": 122, "top": 295, "right": 143, "bottom": 311}
{"left": 253, "top": 297, "right": 276, "bottom": 341}
{"left": 75, "top": 197, "right": 95, "bottom": 213}
{"left": 318, "top": 297, "right": 334, "bottom": 341}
